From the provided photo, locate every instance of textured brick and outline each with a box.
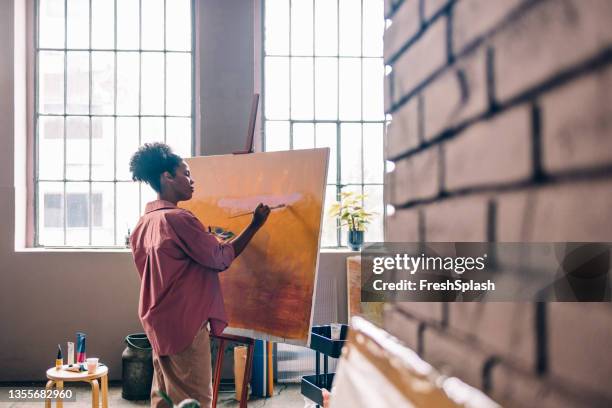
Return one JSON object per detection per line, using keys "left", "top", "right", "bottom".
{"left": 383, "top": 305, "right": 422, "bottom": 352}
{"left": 394, "top": 302, "right": 445, "bottom": 325}
{"left": 542, "top": 65, "right": 612, "bottom": 173}
{"left": 490, "top": 362, "right": 605, "bottom": 408}
{"left": 424, "top": 0, "right": 451, "bottom": 21}
{"left": 393, "top": 18, "right": 447, "bottom": 102}
{"left": 494, "top": 0, "right": 612, "bottom": 102}
{"left": 549, "top": 303, "right": 612, "bottom": 400}
{"left": 448, "top": 303, "right": 536, "bottom": 370}
{"left": 495, "top": 190, "right": 533, "bottom": 242}
{"left": 391, "top": 148, "right": 440, "bottom": 205}
{"left": 445, "top": 106, "right": 532, "bottom": 190}
{"left": 422, "top": 327, "right": 490, "bottom": 389}
{"left": 384, "top": 74, "right": 393, "bottom": 113}
{"left": 384, "top": 0, "right": 421, "bottom": 62}
{"left": 386, "top": 96, "right": 420, "bottom": 159}
{"left": 453, "top": 0, "right": 525, "bottom": 53}
{"left": 385, "top": 207, "right": 420, "bottom": 241}
{"left": 422, "top": 47, "right": 488, "bottom": 141}
{"left": 384, "top": 0, "right": 393, "bottom": 18}
{"left": 529, "top": 180, "right": 612, "bottom": 241}
{"left": 424, "top": 195, "right": 488, "bottom": 241}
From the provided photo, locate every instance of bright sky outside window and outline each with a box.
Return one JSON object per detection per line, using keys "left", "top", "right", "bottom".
{"left": 35, "top": 0, "right": 194, "bottom": 247}
{"left": 263, "top": 0, "right": 386, "bottom": 247}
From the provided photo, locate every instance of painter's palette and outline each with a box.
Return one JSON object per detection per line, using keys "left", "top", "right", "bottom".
{"left": 181, "top": 148, "right": 329, "bottom": 345}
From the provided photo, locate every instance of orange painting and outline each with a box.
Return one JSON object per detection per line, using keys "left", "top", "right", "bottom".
{"left": 180, "top": 148, "right": 329, "bottom": 345}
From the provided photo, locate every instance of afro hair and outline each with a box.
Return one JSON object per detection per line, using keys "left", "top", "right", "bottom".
{"left": 129, "top": 143, "right": 183, "bottom": 193}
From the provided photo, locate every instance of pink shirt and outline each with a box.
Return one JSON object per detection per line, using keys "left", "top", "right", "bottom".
{"left": 130, "top": 200, "right": 235, "bottom": 356}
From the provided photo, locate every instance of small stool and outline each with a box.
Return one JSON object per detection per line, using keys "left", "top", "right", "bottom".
{"left": 45, "top": 365, "right": 109, "bottom": 408}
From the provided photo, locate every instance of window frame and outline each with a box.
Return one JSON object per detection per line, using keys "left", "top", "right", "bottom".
{"left": 30, "top": 0, "right": 198, "bottom": 248}
{"left": 260, "top": 0, "right": 387, "bottom": 248}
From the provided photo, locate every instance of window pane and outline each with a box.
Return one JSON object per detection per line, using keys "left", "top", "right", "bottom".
{"left": 291, "top": 57, "right": 314, "bottom": 120}
{"left": 116, "top": 52, "right": 139, "bottom": 115}
{"left": 91, "top": 0, "right": 114, "bottom": 49}
{"left": 38, "top": 51, "right": 64, "bottom": 114}
{"left": 141, "top": 53, "right": 165, "bottom": 115}
{"left": 364, "top": 185, "right": 384, "bottom": 242}
{"left": 265, "top": 57, "right": 289, "bottom": 120}
{"left": 65, "top": 182, "right": 90, "bottom": 245}
{"left": 321, "top": 186, "right": 339, "bottom": 247}
{"left": 91, "top": 117, "right": 114, "bottom": 180}
{"left": 339, "top": 58, "right": 361, "bottom": 120}
{"left": 117, "top": 0, "right": 139, "bottom": 50}
{"left": 141, "top": 183, "right": 158, "bottom": 213}
{"left": 141, "top": 117, "right": 164, "bottom": 146}
{"left": 265, "top": 121, "right": 289, "bottom": 152}
{"left": 116, "top": 181, "right": 140, "bottom": 244}
{"left": 166, "top": 0, "right": 191, "bottom": 51}
{"left": 362, "top": 58, "right": 384, "bottom": 120}
{"left": 67, "top": 0, "right": 89, "bottom": 49}
{"left": 339, "top": 0, "right": 361, "bottom": 56}
{"left": 340, "top": 123, "right": 362, "bottom": 184}
{"left": 315, "top": 57, "right": 338, "bottom": 120}
{"left": 362, "top": 0, "right": 384, "bottom": 57}
{"left": 293, "top": 123, "right": 314, "bottom": 150}
{"left": 166, "top": 53, "right": 191, "bottom": 116}
{"left": 38, "top": 116, "right": 64, "bottom": 180}
{"left": 66, "top": 51, "right": 89, "bottom": 114}
{"left": 91, "top": 182, "right": 114, "bottom": 245}
{"left": 116, "top": 117, "right": 139, "bottom": 180}
{"left": 340, "top": 184, "right": 362, "bottom": 245}
{"left": 315, "top": 123, "right": 337, "bottom": 184}
{"left": 39, "top": 0, "right": 65, "bottom": 49}
{"left": 38, "top": 181, "right": 64, "bottom": 245}
{"left": 66, "top": 116, "right": 90, "bottom": 180}
{"left": 363, "top": 123, "right": 384, "bottom": 183}
{"left": 91, "top": 51, "right": 114, "bottom": 115}
{"left": 291, "top": 0, "right": 313, "bottom": 55}
{"left": 314, "top": 0, "right": 338, "bottom": 56}
{"left": 265, "top": 0, "right": 289, "bottom": 55}
{"left": 167, "top": 118, "right": 192, "bottom": 158}
{"left": 142, "top": 0, "right": 164, "bottom": 50}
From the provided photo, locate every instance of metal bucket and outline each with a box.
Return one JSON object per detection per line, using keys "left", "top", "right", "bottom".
{"left": 122, "top": 333, "right": 154, "bottom": 400}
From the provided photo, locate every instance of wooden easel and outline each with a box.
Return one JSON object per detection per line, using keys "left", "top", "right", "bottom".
{"left": 212, "top": 94, "right": 260, "bottom": 407}
{"left": 211, "top": 333, "right": 255, "bottom": 408}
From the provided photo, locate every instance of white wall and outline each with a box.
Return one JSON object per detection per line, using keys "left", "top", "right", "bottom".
{"left": 0, "top": 0, "right": 349, "bottom": 382}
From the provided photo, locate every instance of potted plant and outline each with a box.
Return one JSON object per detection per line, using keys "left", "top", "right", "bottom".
{"left": 328, "top": 191, "right": 375, "bottom": 251}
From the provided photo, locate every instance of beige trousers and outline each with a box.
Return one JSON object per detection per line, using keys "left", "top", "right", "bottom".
{"left": 151, "top": 325, "right": 213, "bottom": 408}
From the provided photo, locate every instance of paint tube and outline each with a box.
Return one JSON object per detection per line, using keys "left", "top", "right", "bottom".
{"left": 67, "top": 342, "right": 74, "bottom": 365}
{"left": 76, "top": 332, "right": 87, "bottom": 363}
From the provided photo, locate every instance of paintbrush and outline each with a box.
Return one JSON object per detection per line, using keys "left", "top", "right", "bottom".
{"left": 228, "top": 204, "right": 287, "bottom": 219}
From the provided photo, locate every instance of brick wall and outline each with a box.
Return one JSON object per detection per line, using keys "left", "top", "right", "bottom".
{"left": 383, "top": 0, "right": 612, "bottom": 406}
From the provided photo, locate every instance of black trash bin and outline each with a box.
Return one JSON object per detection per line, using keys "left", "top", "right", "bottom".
{"left": 122, "top": 333, "right": 154, "bottom": 400}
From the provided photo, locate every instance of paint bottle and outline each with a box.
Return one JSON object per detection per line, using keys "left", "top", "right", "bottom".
{"left": 55, "top": 344, "right": 63, "bottom": 370}
{"left": 67, "top": 342, "right": 75, "bottom": 365}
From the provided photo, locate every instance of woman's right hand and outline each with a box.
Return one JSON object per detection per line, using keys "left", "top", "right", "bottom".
{"left": 251, "top": 203, "right": 271, "bottom": 229}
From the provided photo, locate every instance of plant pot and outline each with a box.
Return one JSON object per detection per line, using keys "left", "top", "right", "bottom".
{"left": 348, "top": 230, "right": 364, "bottom": 251}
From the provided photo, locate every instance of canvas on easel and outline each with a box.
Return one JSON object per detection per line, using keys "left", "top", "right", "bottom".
{"left": 180, "top": 148, "right": 329, "bottom": 345}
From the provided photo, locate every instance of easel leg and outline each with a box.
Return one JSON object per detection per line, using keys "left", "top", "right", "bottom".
{"left": 212, "top": 338, "right": 226, "bottom": 408}
{"left": 240, "top": 343, "right": 254, "bottom": 408}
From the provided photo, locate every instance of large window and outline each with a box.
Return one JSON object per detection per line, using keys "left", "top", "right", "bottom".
{"left": 263, "top": 0, "right": 385, "bottom": 247}
{"left": 35, "top": 0, "right": 194, "bottom": 246}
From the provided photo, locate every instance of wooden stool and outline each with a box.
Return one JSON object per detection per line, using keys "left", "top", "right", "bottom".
{"left": 45, "top": 365, "right": 109, "bottom": 408}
